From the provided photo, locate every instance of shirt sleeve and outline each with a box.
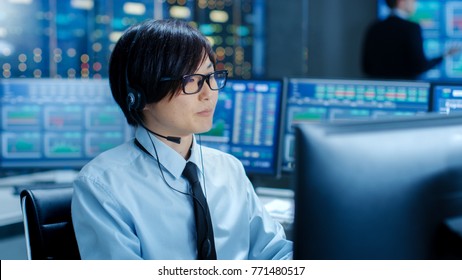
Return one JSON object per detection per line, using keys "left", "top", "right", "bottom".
{"left": 71, "top": 174, "right": 142, "bottom": 259}
{"left": 244, "top": 177, "right": 294, "bottom": 260}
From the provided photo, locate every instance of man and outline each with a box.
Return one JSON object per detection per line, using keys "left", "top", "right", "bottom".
{"left": 71, "top": 19, "right": 293, "bottom": 260}
{"left": 361, "top": 0, "right": 460, "bottom": 80}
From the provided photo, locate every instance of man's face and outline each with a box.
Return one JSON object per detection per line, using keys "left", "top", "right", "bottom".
{"left": 402, "top": 0, "right": 417, "bottom": 15}
{"left": 142, "top": 57, "right": 219, "bottom": 138}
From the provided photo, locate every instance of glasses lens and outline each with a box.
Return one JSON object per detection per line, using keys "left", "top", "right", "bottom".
{"left": 183, "top": 74, "right": 204, "bottom": 94}
{"left": 209, "top": 71, "right": 227, "bottom": 90}
{"left": 182, "top": 71, "right": 227, "bottom": 94}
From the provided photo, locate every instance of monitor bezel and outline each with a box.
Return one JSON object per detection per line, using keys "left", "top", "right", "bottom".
{"left": 293, "top": 112, "right": 462, "bottom": 259}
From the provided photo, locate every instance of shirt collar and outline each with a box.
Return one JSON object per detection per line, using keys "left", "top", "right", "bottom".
{"left": 391, "top": 8, "right": 410, "bottom": 19}
{"left": 134, "top": 126, "right": 203, "bottom": 179}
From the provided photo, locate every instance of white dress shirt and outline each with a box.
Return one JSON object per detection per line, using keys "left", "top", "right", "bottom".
{"left": 71, "top": 125, "right": 293, "bottom": 259}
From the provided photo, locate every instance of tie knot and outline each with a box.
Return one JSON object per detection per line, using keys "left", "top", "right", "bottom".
{"left": 183, "top": 162, "right": 199, "bottom": 185}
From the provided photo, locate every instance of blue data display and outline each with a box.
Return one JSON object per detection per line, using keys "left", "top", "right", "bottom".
{"left": 0, "top": 0, "right": 263, "bottom": 80}
{"left": 281, "top": 78, "right": 431, "bottom": 171}
{"left": 0, "top": 79, "right": 131, "bottom": 169}
{"left": 378, "top": 0, "right": 462, "bottom": 81}
{"left": 200, "top": 79, "right": 283, "bottom": 176}
{"left": 432, "top": 84, "right": 462, "bottom": 114}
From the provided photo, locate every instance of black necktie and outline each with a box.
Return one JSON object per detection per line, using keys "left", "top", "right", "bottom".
{"left": 182, "top": 162, "right": 217, "bottom": 260}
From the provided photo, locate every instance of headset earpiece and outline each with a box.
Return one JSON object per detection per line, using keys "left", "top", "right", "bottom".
{"left": 126, "top": 86, "right": 145, "bottom": 111}
{"left": 125, "top": 27, "right": 146, "bottom": 117}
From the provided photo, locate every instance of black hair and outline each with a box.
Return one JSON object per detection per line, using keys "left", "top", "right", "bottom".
{"left": 109, "top": 19, "right": 216, "bottom": 126}
{"left": 385, "top": 0, "right": 398, "bottom": 9}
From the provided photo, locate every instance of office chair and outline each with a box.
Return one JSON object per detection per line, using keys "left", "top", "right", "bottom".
{"left": 20, "top": 188, "right": 81, "bottom": 260}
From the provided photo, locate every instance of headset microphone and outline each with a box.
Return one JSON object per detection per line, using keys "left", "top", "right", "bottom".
{"left": 149, "top": 130, "right": 182, "bottom": 144}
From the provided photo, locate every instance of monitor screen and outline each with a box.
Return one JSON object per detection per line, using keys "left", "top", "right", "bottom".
{"left": 0, "top": 78, "right": 131, "bottom": 171}
{"left": 199, "top": 79, "right": 284, "bottom": 176}
{"left": 378, "top": 0, "right": 462, "bottom": 81}
{"left": 281, "top": 78, "right": 431, "bottom": 171}
{"left": 431, "top": 83, "right": 462, "bottom": 114}
{"left": 293, "top": 113, "right": 462, "bottom": 259}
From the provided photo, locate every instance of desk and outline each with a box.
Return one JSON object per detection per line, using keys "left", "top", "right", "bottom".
{"left": 0, "top": 187, "right": 22, "bottom": 228}
{"left": 0, "top": 187, "right": 25, "bottom": 260}
{"left": 0, "top": 169, "right": 79, "bottom": 188}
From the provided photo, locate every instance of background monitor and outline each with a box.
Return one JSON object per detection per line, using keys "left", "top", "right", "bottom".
{"left": 281, "top": 78, "right": 431, "bottom": 171}
{"left": 199, "top": 78, "right": 284, "bottom": 176}
{"left": 378, "top": 0, "right": 462, "bottom": 81}
{"left": 293, "top": 113, "right": 462, "bottom": 259}
{"left": 431, "top": 83, "right": 462, "bottom": 114}
{"left": 0, "top": 78, "right": 131, "bottom": 172}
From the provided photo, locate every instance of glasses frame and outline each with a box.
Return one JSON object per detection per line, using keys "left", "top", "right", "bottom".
{"left": 160, "top": 70, "right": 228, "bottom": 95}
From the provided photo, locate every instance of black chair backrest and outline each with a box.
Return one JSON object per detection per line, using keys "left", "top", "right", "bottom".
{"left": 20, "top": 188, "right": 81, "bottom": 260}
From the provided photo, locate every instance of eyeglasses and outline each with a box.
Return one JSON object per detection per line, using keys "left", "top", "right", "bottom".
{"left": 160, "top": 70, "right": 228, "bottom": 95}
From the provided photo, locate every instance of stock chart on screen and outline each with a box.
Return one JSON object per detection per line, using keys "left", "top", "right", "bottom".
{"left": 0, "top": 79, "right": 131, "bottom": 170}
{"left": 200, "top": 79, "right": 283, "bottom": 176}
{"left": 281, "top": 78, "right": 431, "bottom": 171}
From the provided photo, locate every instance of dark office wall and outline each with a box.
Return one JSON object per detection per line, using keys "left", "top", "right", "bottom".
{"left": 265, "top": 0, "right": 309, "bottom": 78}
{"left": 266, "top": 0, "right": 377, "bottom": 79}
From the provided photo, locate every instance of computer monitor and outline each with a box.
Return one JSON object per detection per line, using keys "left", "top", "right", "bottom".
{"left": 378, "top": 0, "right": 462, "bottom": 81}
{"left": 282, "top": 78, "right": 431, "bottom": 172}
{"left": 199, "top": 78, "right": 284, "bottom": 176}
{"left": 293, "top": 113, "right": 462, "bottom": 259}
{"left": 431, "top": 83, "right": 462, "bottom": 114}
{"left": 0, "top": 78, "right": 131, "bottom": 171}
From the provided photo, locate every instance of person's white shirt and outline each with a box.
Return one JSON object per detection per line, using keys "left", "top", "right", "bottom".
{"left": 71, "top": 125, "right": 293, "bottom": 259}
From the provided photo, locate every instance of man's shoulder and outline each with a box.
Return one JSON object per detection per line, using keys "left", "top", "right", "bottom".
{"left": 367, "top": 16, "right": 420, "bottom": 37}
{"left": 385, "top": 16, "right": 420, "bottom": 29}
{"left": 79, "top": 140, "right": 139, "bottom": 175}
